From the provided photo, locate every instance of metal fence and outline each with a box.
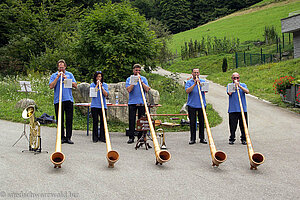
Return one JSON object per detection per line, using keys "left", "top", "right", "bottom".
{"left": 282, "top": 84, "right": 300, "bottom": 107}
{"left": 235, "top": 51, "right": 274, "bottom": 68}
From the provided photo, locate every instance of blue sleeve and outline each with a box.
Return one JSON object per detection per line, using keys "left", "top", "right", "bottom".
{"left": 142, "top": 77, "right": 149, "bottom": 86}
{"left": 185, "top": 80, "right": 192, "bottom": 90}
{"left": 70, "top": 73, "right": 76, "bottom": 83}
{"left": 90, "top": 83, "right": 95, "bottom": 88}
{"left": 49, "top": 74, "right": 56, "bottom": 85}
{"left": 125, "top": 77, "right": 130, "bottom": 88}
{"left": 103, "top": 83, "right": 109, "bottom": 95}
{"left": 242, "top": 83, "right": 248, "bottom": 89}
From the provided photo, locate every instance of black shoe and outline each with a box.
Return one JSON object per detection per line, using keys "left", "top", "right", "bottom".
{"left": 189, "top": 140, "right": 196, "bottom": 145}
{"left": 200, "top": 139, "right": 207, "bottom": 144}
{"left": 66, "top": 139, "right": 74, "bottom": 144}
{"left": 99, "top": 139, "right": 106, "bottom": 143}
{"left": 93, "top": 140, "right": 98, "bottom": 143}
{"left": 127, "top": 138, "right": 134, "bottom": 144}
{"left": 241, "top": 140, "right": 247, "bottom": 145}
{"left": 61, "top": 138, "right": 67, "bottom": 144}
{"left": 229, "top": 141, "right": 234, "bottom": 145}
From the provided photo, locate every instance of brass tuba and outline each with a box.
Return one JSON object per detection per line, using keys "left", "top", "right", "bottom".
{"left": 197, "top": 81, "right": 227, "bottom": 166}
{"left": 98, "top": 83, "right": 119, "bottom": 168}
{"left": 22, "top": 105, "right": 40, "bottom": 151}
{"left": 235, "top": 82, "right": 264, "bottom": 170}
{"left": 138, "top": 79, "right": 171, "bottom": 165}
{"left": 50, "top": 73, "right": 65, "bottom": 168}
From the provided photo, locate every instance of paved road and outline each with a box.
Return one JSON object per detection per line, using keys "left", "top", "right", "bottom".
{"left": 0, "top": 68, "right": 299, "bottom": 199}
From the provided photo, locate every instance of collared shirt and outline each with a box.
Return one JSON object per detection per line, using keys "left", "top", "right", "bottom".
{"left": 49, "top": 71, "right": 76, "bottom": 104}
{"left": 185, "top": 79, "right": 206, "bottom": 108}
{"left": 90, "top": 82, "right": 109, "bottom": 109}
{"left": 125, "top": 76, "right": 149, "bottom": 105}
{"left": 227, "top": 82, "right": 248, "bottom": 113}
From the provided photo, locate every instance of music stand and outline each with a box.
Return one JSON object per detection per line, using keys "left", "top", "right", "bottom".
{"left": 135, "top": 116, "right": 153, "bottom": 150}
{"left": 12, "top": 81, "right": 38, "bottom": 149}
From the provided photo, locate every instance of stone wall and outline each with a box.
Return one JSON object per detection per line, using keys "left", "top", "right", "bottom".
{"left": 72, "top": 82, "right": 160, "bottom": 123}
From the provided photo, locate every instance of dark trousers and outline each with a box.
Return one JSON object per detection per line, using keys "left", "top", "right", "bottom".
{"left": 229, "top": 112, "right": 248, "bottom": 142}
{"left": 54, "top": 101, "right": 73, "bottom": 140}
{"left": 188, "top": 106, "right": 205, "bottom": 141}
{"left": 128, "top": 104, "right": 145, "bottom": 139}
{"left": 91, "top": 107, "right": 106, "bottom": 142}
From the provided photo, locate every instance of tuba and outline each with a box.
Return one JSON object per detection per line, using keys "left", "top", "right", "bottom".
{"left": 98, "top": 82, "right": 119, "bottom": 168}
{"left": 50, "top": 73, "right": 65, "bottom": 168}
{"left": 138, "top": 78, "right": 171, "bottom": 165}
{"left": 235, "top": 82, "right": 265, "bottom": 169}
{"left": 22, "top": 105, "right": 41, "bottom": 151}
{"left": 196, "top": 81, "right": 227, "bottom": 166}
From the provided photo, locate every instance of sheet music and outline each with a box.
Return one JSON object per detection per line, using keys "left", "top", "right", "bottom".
{"left": 89, "top": 88, "right": 97, "bottom": 98}
{"left": 19, "top": 81, "right": 32, "bottom": 92}
{"left": 64, "top": 79, "right": 72, "bottom": 88}
{"left": 201, "top": 82, "right": 209, "bottom": 92}
{"left": 227, "top": 83, "right": 236, "bottom": 93}
{"left": 129, "top": 75, "right": 138, "bottom": 85}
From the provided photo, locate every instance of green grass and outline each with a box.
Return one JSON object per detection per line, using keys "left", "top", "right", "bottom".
{"left": 207, "top": 58, "right": 300, "bottom": 112}
{"left": 164, "top": 53, "right": 235, "bottom": 75}
{"left": 0, "top": 72, "right": 222, "bottom": 132}
{"left": 169, "top": 0, "right": 300, "bottom": 54}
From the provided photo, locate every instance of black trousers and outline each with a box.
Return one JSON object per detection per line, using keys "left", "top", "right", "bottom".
{"left": 188, "top": 106, "right": 205, "bottom": 141}
{"left": 128, "top": 104, "right": 145, "bottom": 139}
{"left": 91, "top": 108, "right": 106, "bottom": 142}
{"left": 54, "top": 101, "right": 73, "bottom": 140}
{"left": 229, "top": 112, "right": 248, "bottom": 142}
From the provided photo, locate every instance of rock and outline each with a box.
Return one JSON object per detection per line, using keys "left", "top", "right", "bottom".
{"left": 15, "top": 99, "right": 36, "bottom": 110}
{"left": 73, "top": 82, "right": 160, "bottom": 123}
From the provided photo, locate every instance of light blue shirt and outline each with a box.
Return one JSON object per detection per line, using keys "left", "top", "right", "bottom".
{"left": 227, "top": 82, "right": 248, "bottom": 113}
{"left": 185, "top": 79, "right": 206, "bottom": 108}
{"left": 49, "top": 71, "right": 76, "bottom": 104}
{"left": 125, "top": 76, "right": 149, "bottom": 105}
{"left": 90, "top": 82, "right": 109, "bottom": 109}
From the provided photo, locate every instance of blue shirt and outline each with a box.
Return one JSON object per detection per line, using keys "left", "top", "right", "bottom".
{"left": 185, "top": 79, "right": 206, "bottom": 108}
{"left": 125, "top": 76, "right": 149, "bottom": 105}
{"left": 227, "top": 82, "right": 248, "bottom": 113}
{"left": 90, "top": 82, "right": 109, "bottom": 109}
{"left": 49, "top": 71, "right": 76, "bottom": 104}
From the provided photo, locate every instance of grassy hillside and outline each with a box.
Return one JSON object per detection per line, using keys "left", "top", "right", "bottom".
{"left": 207, "top": 58, "right": 300, "bottom": 111}
{"left": 169, "top": 0, "right": 299, "bottom": 54}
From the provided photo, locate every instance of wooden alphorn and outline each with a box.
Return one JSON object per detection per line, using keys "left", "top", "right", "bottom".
{"left": 196, "top": 81, "right": 227, "bottom": 166}
{"left": 50, "top": 73, "right": 65, "bottom": 168}
{"left": 138, "top": 78, "right": 171, "bottom": 165}
{"left": 98, "top": 82, "right": 119, "bottom": 168}
{"left": 235, "top": 81, "right": 264, "bottom": 170}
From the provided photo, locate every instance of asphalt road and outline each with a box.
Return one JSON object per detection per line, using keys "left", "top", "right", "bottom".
{"left": 0, "top": 68, "right": 299, "bottom": 200}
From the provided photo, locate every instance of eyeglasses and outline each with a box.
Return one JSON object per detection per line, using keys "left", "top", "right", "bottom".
{"left": 233, "top": 77, "right": 240, "bottom": 79}
{"left": 135, "top": 69, "right": 141, "bottom": 71}
{"left": 96, "top": 71, "right": 102, "bottom": 73}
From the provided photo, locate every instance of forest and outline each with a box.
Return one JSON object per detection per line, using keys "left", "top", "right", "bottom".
{"left": 0, "top": 0, "right": 261, "bottom": 82}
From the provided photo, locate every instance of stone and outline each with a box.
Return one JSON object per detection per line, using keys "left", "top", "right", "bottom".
{"left": 73, "top": 82, "right": 160, "bottom": 123}
{"left": 15, "top": 99, "right": 37, "bottom": 110}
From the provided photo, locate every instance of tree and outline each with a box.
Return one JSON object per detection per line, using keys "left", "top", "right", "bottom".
{"left": 77, "top": 1, "right": 161, "bottom": 82}
{"left": 158, "top": 0, "right": 193, "bottom": 34}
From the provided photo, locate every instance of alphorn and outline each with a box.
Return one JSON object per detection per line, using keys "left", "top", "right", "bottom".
{"left": 50, "top": 73, "right": 65, "bottom": 168}
{"left": 98, "top": 83, "right": 119, "bottom": 168}
{"left": 138, "top": 78, "right": 171, "bottom": 165}
{"left": 235, "top": 82, "right": 264, "bottom": 170}
{"left": 196, "top": 81, "right": 227, "bottom": 166}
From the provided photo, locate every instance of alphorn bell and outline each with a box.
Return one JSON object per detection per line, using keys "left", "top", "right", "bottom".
{"left": 196, "top": 81, "right": 227, "bottom": 166}
{"left": 138, "top": 78, "right": 171, "bottom": 165}
{"left": 98, "top": 82, "right": 119, "bottom": 168}
{"left": 50, "top": 73, "right": 65, "bottom": 168}
{"left": 235, "top": 81, "right": 264, "bottom": 170}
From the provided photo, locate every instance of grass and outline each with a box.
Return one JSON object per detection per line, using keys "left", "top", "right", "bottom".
{"left": 169, "top": 0, "right": 299, "bottom": 55}
{"left": 0, "top": 72, "right": 222, "bottom": 133}
{"left": 207, "top": 58, "right": 300, "bottom": 112}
